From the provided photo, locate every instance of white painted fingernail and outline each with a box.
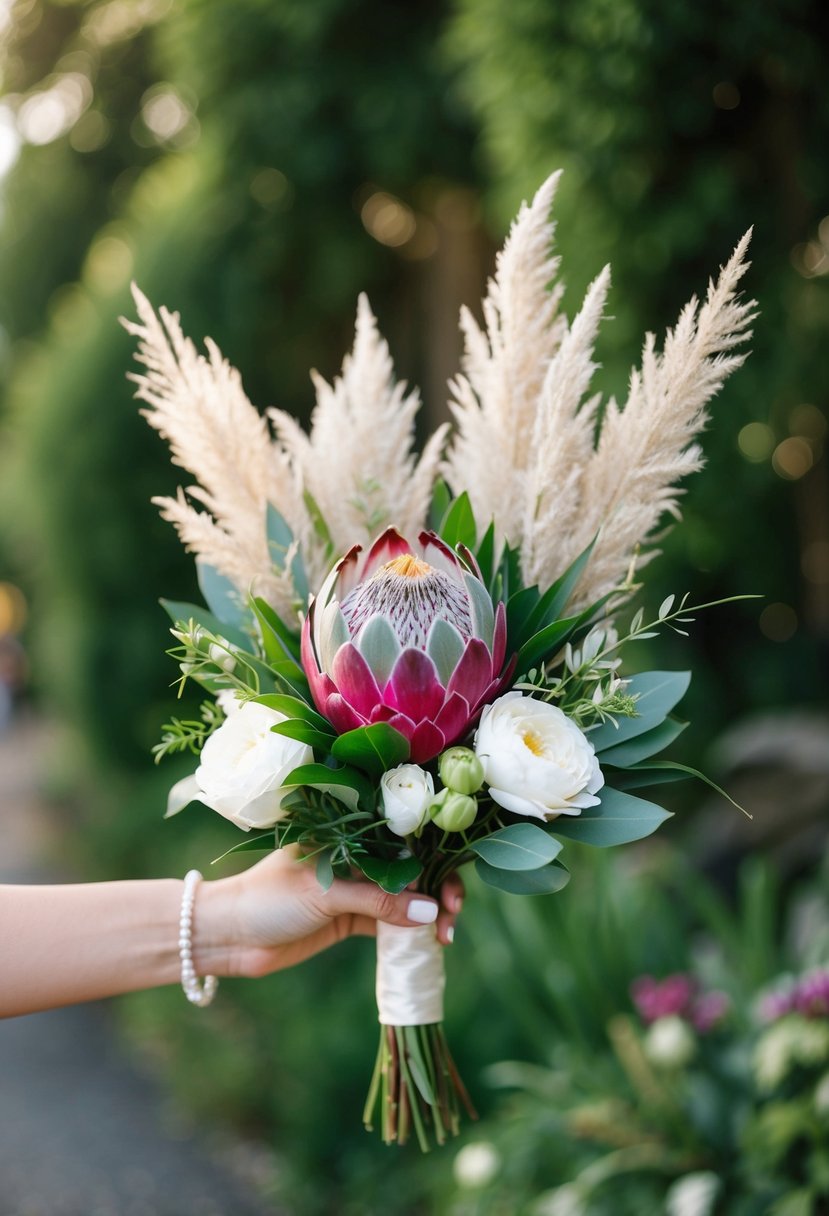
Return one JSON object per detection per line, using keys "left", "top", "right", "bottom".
{"left": 408, "top": 899, "right": 438, "bottom": 924}
{"left": 446, "top": 926, "right": 455, "bottom": 943}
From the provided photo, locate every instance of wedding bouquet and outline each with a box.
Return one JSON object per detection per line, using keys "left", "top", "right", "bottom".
{"left": 125, "top": 172, "right": 753, "bottom": 1149}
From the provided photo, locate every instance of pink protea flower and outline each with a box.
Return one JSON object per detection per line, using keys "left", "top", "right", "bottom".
{"left": 301, "top": 527, "right": 511, "bottom": 763}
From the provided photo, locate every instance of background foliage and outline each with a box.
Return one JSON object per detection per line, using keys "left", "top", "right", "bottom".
{"left": 1, "top": 0, "right": 827, "bottom": 1211}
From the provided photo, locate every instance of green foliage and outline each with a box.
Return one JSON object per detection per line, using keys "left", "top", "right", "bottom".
{"left": 429, "top": 854, "right": 829, "bottom": 1216}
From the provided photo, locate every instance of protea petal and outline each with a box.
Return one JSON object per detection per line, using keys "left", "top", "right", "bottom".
{"left": 302, "top": 527, "right": 513, "bottom": 763}
{"left": 356, "top": 614, "right": 401, "bottom": 685}
{"left": 433, "top": 691, "right": 473, "bottom": 743}
{"left": 369, "top": 706, "right": 417, "bottom": 740}
{"left": 492, "top": 601, "right": 508, "bottom": 671}
{"left": 323, "top": 693, "right": 367, "bottom": 735}
{"left": 409, "top": 719, "right": 446, "bottom": 764}
{"left": 426, "top": 617, "right": 465, "bottom": 684}
{"left": 447, "top": 638, "right": 496, "bottom": 707}
{"left": 417, "top": 531, "right": 465, "bottom": 580}
{"left": 319, "top": 600, "right": 350, "bottom": 673}
{"left": 464, "top": 571, "right": 495, "bottom": 648}
{"left": 331, "top": 644, "right": 383, "bottom": 718}
{"left": 384, "top": 648, "right": 446, "bottom": 722}
{"left": 360, "top": 527, "right": 411, "bottom": 579}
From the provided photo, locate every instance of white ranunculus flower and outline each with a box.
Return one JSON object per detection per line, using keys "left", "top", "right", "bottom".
{"left": 194, "top": 700, "right": 312, "bottom": 830}
{"left": 381, "top": 764, "right": 434, "bottom": 836}
{"left": 474, "top": 692, "right": 603, "bottom": 821}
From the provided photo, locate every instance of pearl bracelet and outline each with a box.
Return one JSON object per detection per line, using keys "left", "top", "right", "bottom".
{"left": 179, "top": 869, "right": 219, "bottom": 1007}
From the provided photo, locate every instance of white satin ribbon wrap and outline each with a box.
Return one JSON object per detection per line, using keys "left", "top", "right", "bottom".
{"left": 375, "top": 922, "right": 446, "bottom": 1025}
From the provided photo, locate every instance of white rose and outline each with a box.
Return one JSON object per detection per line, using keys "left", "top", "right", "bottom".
{"left": 381, "top": 764, "right": 434, "bottom": 836}
{"left": 194, "top": 701, "right": 312, "bottom": 830}
{"left": 474, "top": 692, "right": 603, "bottom": 821}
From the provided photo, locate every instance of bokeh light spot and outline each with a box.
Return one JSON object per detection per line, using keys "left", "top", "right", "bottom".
{"left": 713, "top": 81, "right": 740, "bottom": 110}
{"left": 0, "top": 582, "right": 27, "bottom": 636}
{"left": 772, "top": 436, "right": 814, "bottom": 480}
{"left": 83, "top": 230, "right": 133, "bottom": 291}
{"left": 737, "top": 422, "right": 775, "bottom": 462}
{"left": 801, "top": 541, "right": 829, "bottom": 586}
{"left": 361, "top": 192, "right": 417, "bottom": 247}
{"left": 250, "top": 168, "right": 292, "bottom": 210}
{"left": 790, "top": 403, "right": 827, "bottom": 441}
{"left": 759, "top": 602, "right": 797, "bottom": 642}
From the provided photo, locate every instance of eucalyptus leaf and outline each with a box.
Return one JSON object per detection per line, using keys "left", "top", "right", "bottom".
{"left": 588, "top": 671, "right": 691, "bottom": 752}
{"left": 598, "top": 718, "right": 687, "bottom": 767}
{"left": 475, "top": 858, "right": 571, "bottom": 895}
{"left": 266, "top": 503, "right": 295, "bottom": 569}
{"left": 196, "top": 562, "right": 251, "bottom": 633}
{"left": 471, "top": 823, "right": 563, "bottom": 870}
{"left": 331, "top": 723, "right": 410, "bottom": 778}
{"left": 551, "top": 787, "right": 672, "bottom": 847}
{"left": 357, "top": 854, "right": 423, "bottom": 894}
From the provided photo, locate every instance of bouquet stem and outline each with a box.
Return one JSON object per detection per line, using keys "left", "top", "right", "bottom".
{"left": 363, "top": 1022, "right": 477, "bottom": 1150}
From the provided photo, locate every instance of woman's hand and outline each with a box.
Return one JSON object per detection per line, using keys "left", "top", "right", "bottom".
{"left": 197, "top": 848, "right": 464, "bottom": 979}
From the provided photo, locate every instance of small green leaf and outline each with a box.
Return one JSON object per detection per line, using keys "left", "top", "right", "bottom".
{"left": 160, "top": 599, "right": 249, "bottom": 651}
{"left": 475, "top": 858, "right": 571, "bottom": 895}
{"left": 551, "top": 787, "right": 672, "bottom": 847}
{"left": 611, "top": 766, "right": 690, "bottom": 791}
{"left": 625, "top": 760, "right": 751, "bottom": 816}
{"left": 284, "top": 762, "right": 374, "bottom": 812}
{"left": 598, "top": 718, "right": 687, "bottom": 767}
{"left": 357, "top": 854, "right": 423, "bottom": 894}
{"left": 403, "top": 1027, "right": 436, "bottom": 1103}
{"left": 588, "top": 671, "right": 691, "bottom": 752}
{"left": 470, "top": 823, "right": 563, "bottom": 870}
{"left": 439, "top": 491, "right": 477, "bottom": 552}
{"left": 254, "top": 693, "right": 330, "bottom": 730}
{"left": 270, "top": 719, "right": 333, "bottom": 750}
{"left": 331, "top": 723, "right": 410, "bottom": 778}
{"left": 211, "top": 831, "right": 275, "bottom": 865}
{"left": 250, "top": 596, "right": 302, "bottom": 662}
{"left": 315, "top": 851, "right": 335, "bottom": 891}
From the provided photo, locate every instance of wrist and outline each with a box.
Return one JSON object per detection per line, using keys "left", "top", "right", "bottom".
{"left": 189, "top": 874, "right": 244, "bottom": 979}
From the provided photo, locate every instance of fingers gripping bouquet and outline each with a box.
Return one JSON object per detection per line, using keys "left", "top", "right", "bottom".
{"left": 126, "top": 171, "right": 755, "bottom": 1149}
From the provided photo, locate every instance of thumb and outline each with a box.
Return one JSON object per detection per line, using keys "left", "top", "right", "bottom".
{"left": 322, "top": 878, "right": 439, "bottom": 928}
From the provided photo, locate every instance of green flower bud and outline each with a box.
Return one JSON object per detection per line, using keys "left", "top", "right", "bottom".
{"left": 438, "top": 746, "right": 485, "bottom": 795}
{"left": 431, "top": 788, "right": 478, "bottom": 832}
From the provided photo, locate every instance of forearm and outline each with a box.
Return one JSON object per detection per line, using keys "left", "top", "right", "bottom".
{"left": 0, "top": 878, "right": 237, "bottom": 1017}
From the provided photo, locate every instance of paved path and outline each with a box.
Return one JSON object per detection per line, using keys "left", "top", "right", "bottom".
{"left": 0, "top": 716, "right": 283, "bottom": 1216}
